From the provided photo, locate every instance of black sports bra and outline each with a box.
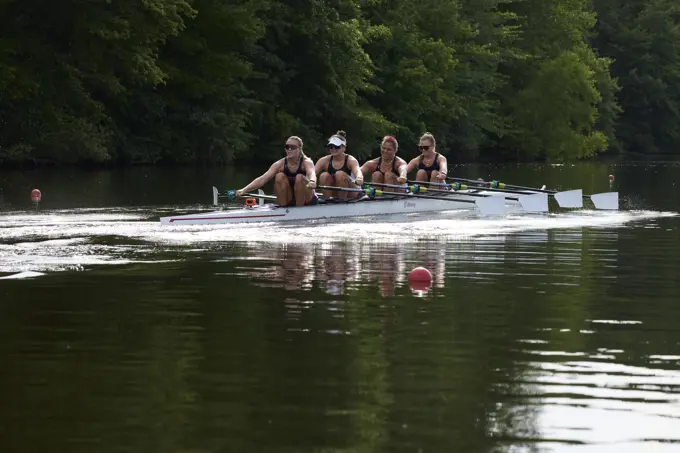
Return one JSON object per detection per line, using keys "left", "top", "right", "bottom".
{"left": 327, "top": 155, "right": 351, "bottom": 175}
{"left": 376, "top": 157, "right": 399, "bottom": 176}
{"left": 418, "top": 153, "right": 440, "bottom": 172}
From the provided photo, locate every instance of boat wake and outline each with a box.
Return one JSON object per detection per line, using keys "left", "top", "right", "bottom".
{"left": 0, "top": 206, "right": 676, "bottom": 276}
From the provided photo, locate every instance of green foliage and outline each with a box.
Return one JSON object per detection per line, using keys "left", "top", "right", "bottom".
{"left": 493, "top": 0, "right": 616, "bottom": 161}
{"left": 592, "top": 0, "right": 680, "bottom": 155}
{"left": 3, "top": 0, "right": 678, "bottom": 165}
{"left": 0, "top": 0, "right": 195, "bottom": 164}
{"left": 511, "top": 51, "right": 608, "bottom": 159}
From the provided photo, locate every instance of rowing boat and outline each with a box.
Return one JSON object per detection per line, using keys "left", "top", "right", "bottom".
{"left": 159, "top": 188, "right": 522, "bottom": 225}
{"left": 159, "top": 177, "right": 619, "bottom": 225}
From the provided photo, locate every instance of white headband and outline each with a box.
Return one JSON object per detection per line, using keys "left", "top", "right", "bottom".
{"left": 327, "top": 135, "right": 346, "bottom": 146}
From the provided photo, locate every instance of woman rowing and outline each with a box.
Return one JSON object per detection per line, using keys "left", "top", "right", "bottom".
{"left": 406, "top": 132, "right": 448, "bottom": 182}
{"left": 236, "top": 136, "right": 318, "bottom": 206}
{"left": 315, "top": 130, "right": 363, "bottom": 200}
{"left": 359, "top": 136, "right": 408, "bottom": 191}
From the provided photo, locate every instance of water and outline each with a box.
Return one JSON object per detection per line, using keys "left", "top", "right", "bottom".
{"left": 1, "top": 162, "right": 679, "bottom": 452}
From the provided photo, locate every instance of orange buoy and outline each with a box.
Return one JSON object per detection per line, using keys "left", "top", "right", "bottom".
{"left": 408, "top": 266, "right": 432, "bottom": 283}
{"left": 31, "top": 189, "right": 41, "bottom": 202}
{"left": 245, "top": 198, "right": 257, "bottom": 207}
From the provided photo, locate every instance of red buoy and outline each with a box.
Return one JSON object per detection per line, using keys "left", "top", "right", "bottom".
{"left": 31, "top": 189, "right": 41, "bottom": 202}
{"left": 408, "top": 266, "right": 432, "bottom": 283}
{"left": 608, "top": 174, "right": 615, "bottom": 182}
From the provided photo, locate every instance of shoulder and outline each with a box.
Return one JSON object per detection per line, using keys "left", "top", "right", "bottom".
{"left": 315, "top": 155, "right": 329, "bottom": 164}
{"left": 395, "top": 157, "right": 407, "bottom": 165}
{"left": 437, "top": 153, "right": 447, "bottom": 161}
{"left": 303, "top": 156, "right": 316, "bottom": 165}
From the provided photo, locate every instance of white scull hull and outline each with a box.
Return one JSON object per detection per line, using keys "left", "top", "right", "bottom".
{"left": 160, "top": 192, "right": 521, "bottom": 225}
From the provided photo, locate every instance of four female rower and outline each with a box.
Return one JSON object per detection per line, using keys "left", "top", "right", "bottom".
{"left": 236, "top": 136, "right": 318, "bottom": 206}
{"left": 406, "top": 132, "right": 448, "bottom": 182}
{"left": 359, "top": 135, "right": 408, "bottom": 188}
{"left": 314, "top": 130, "right": 363, "bottom": 200}
{"left": 237, "top": 131, "right": 449, "bottom": 206}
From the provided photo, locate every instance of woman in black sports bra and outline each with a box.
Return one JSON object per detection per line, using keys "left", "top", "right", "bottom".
{"left": 315, "top": 130, "right": 363, "bottom": 201}
{"left": 406, "top": 132, "right": 448, "bottom": 182}
{"left": 236, "top": 135, "right": 318, "bottom": 207}
{"left": 359, "top": 136, "right": 408, "bottom": 191}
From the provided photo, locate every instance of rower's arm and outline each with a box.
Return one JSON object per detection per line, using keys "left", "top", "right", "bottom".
{"left": 406, "top": 157, "right": 419, "bottom": 174}
{"left": 239, "top": 161, "right": 280, "bottom": 193}
{"left": 349, "top": 157, "right": 363, "bottom": 184}
{"left": 304, "top": 158, "right": 317, "bottom": 187}
{"left": 314, "top": 156, "right": 327, "bottom": 175}
{"left": 437, "top": 154, "right": 448, "bottom": 179}
{"left": 359, "top": 159, "right": 376, "bottom": 175}
{"left": 397, "top": 159, "right": 408, "bottom": 181}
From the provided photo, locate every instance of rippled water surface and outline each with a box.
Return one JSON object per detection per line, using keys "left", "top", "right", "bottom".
{"left": 1, "top": 162, "right": 679, "bottom": 452}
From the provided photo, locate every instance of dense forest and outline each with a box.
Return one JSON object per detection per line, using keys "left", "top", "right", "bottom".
{"left": 0, "top": 0, "right": 678, "bottom": 165}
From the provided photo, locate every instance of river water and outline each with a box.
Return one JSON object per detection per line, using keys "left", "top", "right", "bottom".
{"left": 1, "top": 162, "right": 679, "bottom": 452}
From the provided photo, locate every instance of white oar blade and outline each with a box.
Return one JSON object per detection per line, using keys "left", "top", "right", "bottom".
{"left": 212, "top": 186, "right": 219, "bottom": 206}
{"left": 258, "top": 189, "right": 265, "bottom": 205}
{"left": 591, "top": 192, "right": 619, "bottom": 210}
{"left": 475, "top": 195, "right": 506, "bottom": 216}
{"left": 518, "top": 193, "right": 549, "bottom": 213}
{"left": 554, "top": 189, "right": 583, "bottom": 208}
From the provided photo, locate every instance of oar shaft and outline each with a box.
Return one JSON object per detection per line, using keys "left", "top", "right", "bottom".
{"left": 447, "top": 177, "right": 556, "bottom": 195}
{"left": 401, "top": 192, "right": 476, "bottom": 204}
{"left": 221, "top": 192, "right": 277, "bottom": 200}
{"left": 225, "top": 190, "right": 325, "bottom": 201}
{"left": 316, "top": 184, "right": 383, "bottom": 195}
{"left": 364, "top": 181, "right": 519, "bottom": 200}
{"left": 415, "top": 178, "right": 554, "bottom": 196}
{"left": 361, "top": 181, "right": 408, "bottom": 191}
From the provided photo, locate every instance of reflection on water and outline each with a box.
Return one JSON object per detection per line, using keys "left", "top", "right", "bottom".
{"left": 227, "top": 240, "right": 448, "bottom": 297}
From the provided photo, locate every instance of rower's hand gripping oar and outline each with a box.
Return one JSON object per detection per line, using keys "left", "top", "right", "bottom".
{"left": 446, "top": 177, "right": 619, "bottom": 210}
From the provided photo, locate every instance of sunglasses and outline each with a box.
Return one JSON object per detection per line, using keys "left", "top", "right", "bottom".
{"left": 284, "top": 144, "right": 299, "bottom": 151}
{"left": 419, "top": 145, "right": 431, "bottom": 151}
{"left": 327, "top": 144, "right": 342, "bottom": 150}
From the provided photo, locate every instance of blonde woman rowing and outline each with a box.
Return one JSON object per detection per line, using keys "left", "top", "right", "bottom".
{"left": 236, "top": 136, "right": 318, "bottom": 206}
{"left": 406, "top": 132, "right": 448, "bottom": 182}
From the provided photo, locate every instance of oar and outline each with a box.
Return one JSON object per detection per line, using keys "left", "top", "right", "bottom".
{"left": 446, "top": 177, "right": 618, "bottom": 210}
{"left": 362, "top": 181, "right": 549, "bottom": 213}
{"left": 318, "top": 183, "right": 507, "bottom": 216}
{"left": 218, "top": 188, "right": 328, "bottom": 205}
{"left": 215, "top": 188, "right": 272, "bottom": 206}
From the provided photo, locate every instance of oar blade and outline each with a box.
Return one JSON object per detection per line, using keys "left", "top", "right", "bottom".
{"left": 518, "top": 193, "right": 549, "bottom": 213}
{"left": 554, "top": 189, "right": 583, "bottom": 208}
{"left": 257, "top": 189, "right": 265, "bottom": 206}
{"left": 212, "top": 186, "right": 219, "bottom": 206}
{"left": 590, "top": 192, "right": 619, "bottom": 210}
{"left": 475, "top": 195, "right": 507, "bottom": 216}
